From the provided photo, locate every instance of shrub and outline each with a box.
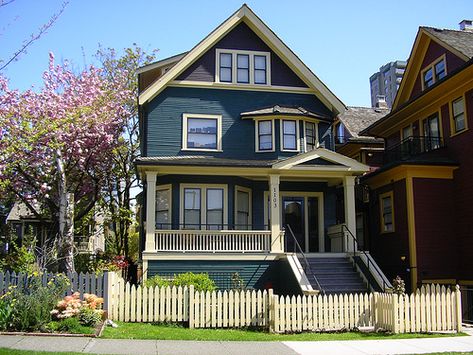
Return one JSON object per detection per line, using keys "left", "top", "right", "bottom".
{"left": 145, "top": 272, "right": 217, "bottom": 292}
{"left": 0, "top": 297, "right": 14, "bottom": 331}
{"left": 51, "top": 292, "right": 104, "bottom": 327}
{"left": 50, "top": 317, "right": 84, "bottom": 333}
{"left": 392, "top": 276, "right": 406, "bottom": 295}
{"left": 0, "top": 243, "right": 36, "bottom": 273}
{"left": 78, "top": 307, "right": 102, "bottom": 327}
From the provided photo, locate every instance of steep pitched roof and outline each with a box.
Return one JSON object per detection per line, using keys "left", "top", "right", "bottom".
{"left": 422, "top": 27, "right": 473, "bottom": 59}
{"left": 339, "top": 106, "right": 389, "bottom": 141}
{"left": 138, "top": 4, "right": 345, "bottom": 114}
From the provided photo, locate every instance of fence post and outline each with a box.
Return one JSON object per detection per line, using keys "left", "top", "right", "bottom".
{"left": 455, "top": 285, "right": 462, "bottom": 332}
{"left": 372, "top": 292, "right": 378, "bottom": 328}
{"left": 189, "top": 285, "right": 195, "bottom": 329}
{"left": 103, "top": 271, "right": 115, "bottom": 317}
{"left": 268, "top": 289, "right": 274, "bottom": 333}
{"left": 392, "top": 294, "right": 399, "bottom": 334}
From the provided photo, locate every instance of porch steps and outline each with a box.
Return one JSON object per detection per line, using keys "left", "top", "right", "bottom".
{"left": 304, "top": 256, "right": 369, "bottom": 294}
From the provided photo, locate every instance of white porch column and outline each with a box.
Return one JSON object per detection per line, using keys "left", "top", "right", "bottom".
{"left": 145, "top": 171, "right": 157, "bottom": 251}
{"left": 269, "top": 174, "right": 282, "bottom": 253}
{"left": 343, "top": 175, "right": 357, "bottom": 252}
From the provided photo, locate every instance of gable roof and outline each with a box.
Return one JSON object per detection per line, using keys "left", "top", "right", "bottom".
{"left": 138, "top": 4, "right": 345, "bottom": 114}
{"left": 338, "top": 106, "right": 389, "bottom": 141}
{"left": 393, "top": 26, "right": 473, "bottom": 109}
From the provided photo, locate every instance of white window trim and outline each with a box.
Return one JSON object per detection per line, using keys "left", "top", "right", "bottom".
{"left": 179, "top": 184, "right": 228, "bottom": 229}
{"left": 234, "top": 185, "right": 252, "bottom": 230}
{"left": 182, "top": 113, "right": 223, "bottom": 152}
{"left": 156, "top": 184, "right": 172, "bottom": 229}
{"left": 302, "top": 120, "right": 319, "bottom": 152}
{"left": 254, "top": 118, "right": 275, "bottom": 153}
{"left": 280, "top": 119, "right": 300, "bottom": 152}
{"left": 215, "top": 49, "right": 271, "bottom": 86}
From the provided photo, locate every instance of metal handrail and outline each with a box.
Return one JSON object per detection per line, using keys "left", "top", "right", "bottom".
{"left": 341, "top": 224, "right": 388, "bottom": 292}
{"left": 285, "top": 224, "right": 324, "bottom": 294}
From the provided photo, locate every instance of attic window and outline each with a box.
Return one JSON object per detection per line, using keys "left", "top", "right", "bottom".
{"left": 216, "top": 49, "right": 270, "bottom": 85}
{"left": 422, "top": 56, "right": 446, "bottom": 90}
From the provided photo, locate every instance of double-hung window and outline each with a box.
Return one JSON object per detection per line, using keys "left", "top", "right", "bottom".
{"left": 235, "top": 187, "right": 251, "bottom": 230}
{"left": 181, "top": 185, "right": 227, "bottom": 230}
{"left": 156, "top": 186, "right": 171, "bottom": 229}
{"left": 182, "top": 114, "right": 222, "bottom": 151}
{"left": 304, "top": 121, "right": 317, "bottom": 151}
{"left": 422, "top": 56, "right": 446, "bottom": 90}
{"left": 380, "top": 191, "right": 394, "bottom": 233}
{"left": 281, "top": 119, "right": 298, "bottom": 151}
{"left": 422, "top": 113, "right": 441, "bottom": 151}
{"left": 451, "top": 97, "right": 466, "bottom": 134}
{"left": 256, "top": 120, "right": 274, "bottom": 152}
{"left": 216, "top": 49, "right": 270, "bottom": 85}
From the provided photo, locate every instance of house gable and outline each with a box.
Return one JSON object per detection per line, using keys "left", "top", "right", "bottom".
{"left": 138, "top": 4, "right": 345, "bottom": 114}
{"left": 176, "top": 22, "right": 308, "bottom": 88}
{"left": 393, "top": 29, "right": 468, "bottom": 110}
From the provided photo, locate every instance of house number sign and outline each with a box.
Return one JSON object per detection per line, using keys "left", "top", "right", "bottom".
{"left": 272, "top": 187, "right": 278, "bottom": 208}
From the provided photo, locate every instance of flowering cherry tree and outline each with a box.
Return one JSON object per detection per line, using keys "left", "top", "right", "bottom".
{"left": 0, "top": 53, "right": 130, "bottom": 272}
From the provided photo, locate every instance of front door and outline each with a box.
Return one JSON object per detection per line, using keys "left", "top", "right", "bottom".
{"left": 282, "top": 197, "right": 305, "bottom": 252}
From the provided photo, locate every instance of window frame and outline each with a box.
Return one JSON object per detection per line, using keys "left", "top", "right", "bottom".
{"left": 303, "top": 120, "right": 319, "bottom": 152}
{"left": 156, "top": 184, "right": 172, "bottom": 230}
{"left": 215, "top": 49, "right": 271, "bottom": 86}
{"left": 280, "top": 119, "right": 300, "bottom": 152}
{"left": 421, "top": 55, "right": 447, "bottom": 91}
{"left": 179, "top": 184, "right": 228, "bottom": 230}
{"left": 450, "top": 95, "right": 468, "bottom": 136}
{"left": 255, "top": 119, "right": 275, "bottom": 153}
{"left": 421, "top": 112, "right": 442, "bottom": 151}
{"left": 234, "top": 186, "right": 252, "bottom": 230}
{"left": 182, "top": 113, "right": 222, "bottom": 152}
{"left": 379, "top": 191, "right": 395, "bottom": 233}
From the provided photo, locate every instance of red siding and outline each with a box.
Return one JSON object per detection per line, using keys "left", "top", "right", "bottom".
{"left": 176, "top": 22, "right": 308, "bottom": 88}
{"left": 410, "top": 40, "right": 466, "bottom": 101}
{"left": 413, "top": 178, "right": 456, "bottom": 281}
{"left": 369, "top": 180, "right": 411, "bottom": 290}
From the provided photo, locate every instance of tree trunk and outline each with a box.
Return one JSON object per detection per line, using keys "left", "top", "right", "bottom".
{"left": 56, "top": 150, "right": 75, "bottom": 273}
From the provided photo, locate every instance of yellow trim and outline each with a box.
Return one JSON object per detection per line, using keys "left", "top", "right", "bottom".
{"left": 449, "top": 94, "right": 469, "bottom": 137}
{"left": 179, "top": 183, "right": 228, "bottom": 228}
{"left": 182, "top": 113, "right": 223, "bottom": 152}
{"left": 420, "top": 54, "right": 447, "bottom": 91}
{"left": 215, "top": 48, "right": 271, "bottom": 86}
{"left": 406, "top": 176, "right": 418, "bottom": 289}
{"left": 459, "top": 280, "right": 473, "bottom": 286}
{"left": 379, "top": 191, "right": 395, "bottom": 234}
{"left": 422, "top": 279, "right": 456, "bottom": 285}
{"left": 280, "top": 119, "right": 301, "bottom": 152}
{"left": 169, "top": 80, "right": 314, "bottom": 94}
{"left": 234, "top": 185, "right": 252, "bottom": 229}
{"left": 255, "top": 118, "right": 276, "bottom": 153}
{"left": 138, "top": 5, "right": 345, "bottom": 113}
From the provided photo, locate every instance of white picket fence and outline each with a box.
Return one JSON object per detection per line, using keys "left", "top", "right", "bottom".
{"left": 105, "top": 272, "right": 462, "bottom": 334}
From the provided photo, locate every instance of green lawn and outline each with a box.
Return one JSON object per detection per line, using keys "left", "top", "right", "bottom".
{"left": 102, "top": 322, "right": 466, "bottom": 341}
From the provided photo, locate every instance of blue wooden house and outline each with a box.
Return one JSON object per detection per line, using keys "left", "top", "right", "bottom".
{"left": 136, "top": 5, "right": 389, "bottom": 294}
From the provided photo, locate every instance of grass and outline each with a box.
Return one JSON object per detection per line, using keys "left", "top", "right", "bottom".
{"left": 102, "top": 322, "right": 467, "bottom": 341}
{"left": 0, "top": 350, "right": 85, "bottom": 355}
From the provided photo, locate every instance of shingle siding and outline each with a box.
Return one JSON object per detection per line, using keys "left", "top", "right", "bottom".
{"left": 145, "top": 86, "right": 333, "bottom": 159}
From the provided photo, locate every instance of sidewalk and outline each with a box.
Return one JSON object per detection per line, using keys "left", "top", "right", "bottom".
{"left": 1, "top": 333, "right": 473, "bottom": 355}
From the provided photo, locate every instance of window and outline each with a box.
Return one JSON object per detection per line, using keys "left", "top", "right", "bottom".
{"left": 281, "top": 120, "right": 298, "bottom": 151}
{"left": 422, "top": 56, "right": 447, "bottom": 90}
{"left": 156, "top": 186, "right": 171, "bottom": 229}
{"left": 216, "top": 49, "right": 270, "bottom": 85}
{"left": 256, "top": 120, "right": 274, "bottom": 152}
{"left": 181, "top": 185, "right": 227, "bottom": 230}
{"left": 335, "top": 122, "right": 345, "bottom": 144}
{"left": 237, "top": 54, "right": 249, "bottom": 83}
{"left": 235, "top": 187, "right": 251, "bottom": 230}
{"left": 451, "top": 97, "right": 466, "bottom": 134}
{"left": 304, "top": 121, "right": 317, "bottom": 151}
{"left": 402, "top": 125, "right": 412, "bottom": 140}
{"left": 182, "top": 114, "right": 222, "bottom": 151}
{"left": 380, "top": 191, "right": 394, "bottom": 233}
{"left": 422, "top": 113, "right": 441, "bottom": 151}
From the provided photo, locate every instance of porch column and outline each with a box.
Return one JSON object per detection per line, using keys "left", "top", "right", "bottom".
{"left": 145, "top": 171, "right": 157, "bottom": 251}
{"left": 269, "top": 174, "right": 282, "bottom": 253}
{"left": 343, "top": 175, "right": 357, "bottom": 252}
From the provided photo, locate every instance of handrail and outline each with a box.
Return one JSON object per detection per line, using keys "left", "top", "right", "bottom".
{"left": 285, "top": 224, "right": 324, "bottom": 294}
{"left": 341, "top": 224, "right": 388, "bottom": 292}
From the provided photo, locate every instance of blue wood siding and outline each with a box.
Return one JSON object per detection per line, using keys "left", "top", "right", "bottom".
{"left": 147, "top": 259, "right": 301, "bottom": 295}
{"left": 145, "top": 86, "right": 333, "bottom": 159}
{"left": 176, "top": 22, "right": 308, "bottom": 88}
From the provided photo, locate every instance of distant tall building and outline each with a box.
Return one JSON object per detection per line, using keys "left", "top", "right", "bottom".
{"left": 370, "top": 60, "right": 407, "bottom": 108}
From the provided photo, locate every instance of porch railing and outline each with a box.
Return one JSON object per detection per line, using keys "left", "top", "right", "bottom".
{"left": 152, "top": 229, "right": 272, "bottom": 253}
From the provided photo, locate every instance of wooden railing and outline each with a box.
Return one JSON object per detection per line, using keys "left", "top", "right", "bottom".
{"left": 152, "top": 230, "right": 272, "bottom": 253}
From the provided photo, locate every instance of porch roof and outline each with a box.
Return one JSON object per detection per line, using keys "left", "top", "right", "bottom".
{"left": 240, "top": 105, "right": 331, "bottom": 122}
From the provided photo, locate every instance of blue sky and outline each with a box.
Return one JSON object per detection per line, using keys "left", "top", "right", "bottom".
{"left": 1, "top": 0, "right": 472, "bottom": 107}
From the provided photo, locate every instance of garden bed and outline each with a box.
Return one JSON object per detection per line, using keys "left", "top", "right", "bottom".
{"left": 0, "top": 320, "right": 105, "bottom": 338}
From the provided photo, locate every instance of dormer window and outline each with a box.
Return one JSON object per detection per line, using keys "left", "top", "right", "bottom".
{"left": 422, "top": 56, "right": 446, "bottom": 90}
{"left": 216, "top": 49, "right": 270, "bottom": 85}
